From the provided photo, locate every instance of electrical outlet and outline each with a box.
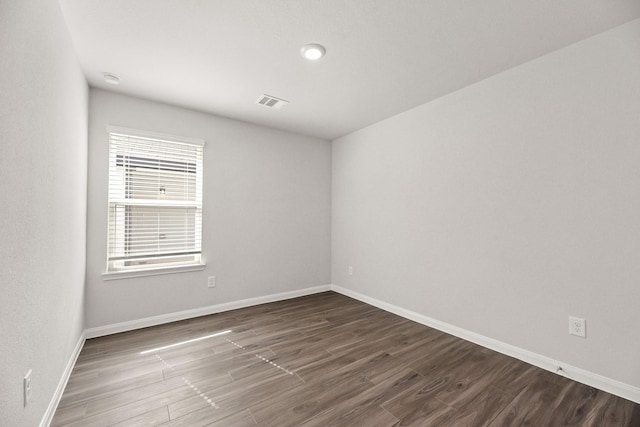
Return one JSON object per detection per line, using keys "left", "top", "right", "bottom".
{"left": 348, "top": 266, "right": 353, "bottom": 275}
{"left": 569, "top": 316, "right": 586, "bottom": 338}
{"left": 207, "top": 276, "right": 216, "bottom": 288}
{"left": 24, "top": 370, "right": 32, "bottom": 407}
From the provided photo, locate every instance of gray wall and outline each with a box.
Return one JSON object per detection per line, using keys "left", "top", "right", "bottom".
{"left": 0, "top": 0, "right": 88, "bottom": 425}
{"left": 86, "top": 89, "right": 331, "bottom": 328}
{"left": 332, "top": 19, "right": 640, "bottom": 388}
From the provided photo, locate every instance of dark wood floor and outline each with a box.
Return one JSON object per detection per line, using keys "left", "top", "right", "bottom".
{"left": 52, "top": 292, "right": 639, "bottom": 426}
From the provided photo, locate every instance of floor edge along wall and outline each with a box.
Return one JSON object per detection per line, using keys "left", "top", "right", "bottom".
{"left": 41, "top": 283, "right": 640, "bottom": 426}
{"left": 330, "top": 285, "right": 640, "bottom": 405}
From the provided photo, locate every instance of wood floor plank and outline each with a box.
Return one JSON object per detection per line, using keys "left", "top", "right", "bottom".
{"left": 300, "top": 368, "right": 420, "bottom": 427}
{"left": 488, "top": 374, "right": 571, "bottom": 426}
{"left": 583, "top": 392, "right": 640, "bottom": 426}
{"left": 204, "top": 409, "right": 257, "bottom": 426}
{"left": 162, "top": 347, "right": 263, "bottom": 381}
{"left": 108, "top": 406, "right": 170, "bottom": 426}
{"left": 249, "top": 372, "right": 374, "bottom": 427}
{"left": 58, "top": 379, "right": 217, "bottom": 427}
{"left": 433, "top": 348, "right": 515, "bottom": 410}
{"left": 435, "top": 384, "right": 515, "bottom": 426}
{"left": 81, "top": 375, "right": 186, "bottom": 417}
{"left": 264, "top": 347, "right": 332, "bottom": 373}
{"left": 168, "top": 365, "right": 300, "bottom": 419}
{"left": 50, "top": 403, "right": 87, "bottom": 427}
{"left": 58, "top": 370, "right": 165, "bottom": 408}
{"left": 51, "top": 292, "right": 640, "bottom": 427}
{"left": 162, "top": 404, "right": 248, "bottom": 427}
{"left": 380, "top": 374, "right": 457, "bottom": 424}
{"left": 302, "top": 403, "right": 399, "bottom": 427}
{"left": 295, "top": 351, "right": 365, "bottom": 383}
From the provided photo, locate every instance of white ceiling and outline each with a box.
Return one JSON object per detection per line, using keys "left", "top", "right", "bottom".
{"left": 58, "top": 1, "right": 640, "bottom": 140}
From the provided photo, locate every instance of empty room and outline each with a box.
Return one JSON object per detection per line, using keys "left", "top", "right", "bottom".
{"left": 2, "top": 0, "right": 640, "bottom": 426}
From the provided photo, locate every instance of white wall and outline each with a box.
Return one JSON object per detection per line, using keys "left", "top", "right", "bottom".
{"left": 0, "top": 1, "right": 88, "bottom": 426}
{"left": 332, "top": 19, "right": 640, "bottom": 389}
{"left": 86, "top": 89, "right": 331, "bottom": 329}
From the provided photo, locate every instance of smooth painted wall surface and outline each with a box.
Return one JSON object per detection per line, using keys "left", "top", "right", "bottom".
{"left": 86, "top": 89, "right": 331, "bottom": 328}
{"left": 332, "top": 19, "right": 640, "bottom": 388}
{"left": 0, "top": 1, "right": 88, "bottom": 425}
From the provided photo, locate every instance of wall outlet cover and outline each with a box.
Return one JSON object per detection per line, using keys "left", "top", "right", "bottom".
{"left": 569, "top": 316, "right": 586, "bottom": 338}
{"left": 24, "top": 369, "right": 32, "bottom": 407}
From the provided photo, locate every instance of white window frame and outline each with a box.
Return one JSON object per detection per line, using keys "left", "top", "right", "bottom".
{"left": 103, "top": 126, "right": 205, "bottom": 280}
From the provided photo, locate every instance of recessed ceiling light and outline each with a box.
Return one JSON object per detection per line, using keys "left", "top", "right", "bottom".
{"left": 300, "top": 43, "right": 326, "bottom": 61}
{"left": 103, "top": 73, "right": 120, "bottom": 85}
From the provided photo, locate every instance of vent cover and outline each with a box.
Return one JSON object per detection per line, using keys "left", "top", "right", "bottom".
{"left": 256, "top": 94, "right": 289, "bottom": 110}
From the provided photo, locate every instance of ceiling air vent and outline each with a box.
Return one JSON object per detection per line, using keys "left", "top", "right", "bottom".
{"left": 256, "top": 94, "right": 289, "bottom": 110}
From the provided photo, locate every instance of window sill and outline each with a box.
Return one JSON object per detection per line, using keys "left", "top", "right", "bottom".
{"left": 102, "top": 263, "right": 206, "bottom": 281}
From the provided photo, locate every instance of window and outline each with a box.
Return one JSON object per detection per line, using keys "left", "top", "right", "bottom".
{"left": 106, "top": 127, "right": 204, "bottom": 274}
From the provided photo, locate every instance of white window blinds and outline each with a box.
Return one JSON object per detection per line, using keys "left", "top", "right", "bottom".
{"left": 106, "top": 127, "right": 204, "bottom": 272}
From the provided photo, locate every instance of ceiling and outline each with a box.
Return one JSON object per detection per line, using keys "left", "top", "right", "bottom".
{"left": 58, "top": 1, "right": 640, "bottom": 140}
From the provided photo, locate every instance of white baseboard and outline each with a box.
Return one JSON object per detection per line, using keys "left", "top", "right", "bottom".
{"left": 42, "top": 285, "right": 331, "bottom": 425}
{"left": 46, "top": 282, "right": 638, "bottom": 427}
{"left": 40, "top": 332, "right": 85, "bottom": 427}
{"left": 331, "top": 284, "right": 640, "bottom": 404}
{"left": 85, "top": 284, "right": 331, "bottom": 339}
